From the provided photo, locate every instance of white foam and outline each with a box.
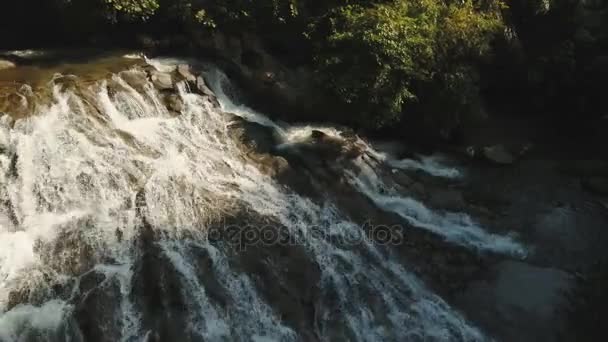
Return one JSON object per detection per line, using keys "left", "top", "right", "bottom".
{"left": 389, "top": 155, "right": 462, "bottom": 179}
{"left": 0, "top": 300, "right": 69, "bottom": 341}
{"left": 3, "top": 50, "right": 46, "bottom": 58}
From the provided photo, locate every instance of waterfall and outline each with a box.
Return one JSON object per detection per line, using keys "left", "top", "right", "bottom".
{"left": 0, "top": 58, "right": 493, "bottom": 341}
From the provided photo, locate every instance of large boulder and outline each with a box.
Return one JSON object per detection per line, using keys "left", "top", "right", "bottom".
{"left": 227, "top": 115, "right": 279, "bottom": 154}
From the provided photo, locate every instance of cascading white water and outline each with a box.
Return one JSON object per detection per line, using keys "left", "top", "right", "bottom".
{"left": 206, "top": 68, "right": 524, "bottom": 257}
{"left": 0, "top": 58, "right": 493, "bottom": 341}
{"left": 388, "top": 155, "right": 462, "bottom": 179}
{"left": 347, "top": 154, "right": 526, "bottom": 256}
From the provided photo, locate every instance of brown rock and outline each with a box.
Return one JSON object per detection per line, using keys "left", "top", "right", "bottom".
{"left": 176, "top": 64, "right": 196, "bottom": 83}
{"left": 0, "top": 59, "right": 16, "bottom": 70}
{"left": 195, "top": 76, "right": 214, "bottom": 97}
{"left": 164, "top": 94, "right": 183, "bottom": 113}
{"left": 150, "top": 72, "right": 173, "bottom": 90}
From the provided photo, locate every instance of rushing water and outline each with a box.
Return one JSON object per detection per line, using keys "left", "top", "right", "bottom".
{"left": 346, "top": 155, "right": 526, "bottom": 256}
{"left": 0, "top": 57, "right": 527, "bottom": 341}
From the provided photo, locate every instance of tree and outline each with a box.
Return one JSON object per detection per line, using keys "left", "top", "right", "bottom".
{"left": 314, "top": 0, "right": 503, "bottom": 128}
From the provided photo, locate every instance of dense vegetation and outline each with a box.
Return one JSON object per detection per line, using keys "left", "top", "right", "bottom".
{"left": 1, "top": 0, "right": 607, "bottom": 134}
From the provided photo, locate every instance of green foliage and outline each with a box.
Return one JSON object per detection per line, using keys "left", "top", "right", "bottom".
{"left": 315, "top": 0, "right": 504, "bottom": 128}
{"left": 194, "top": 9, "right": 217, "bottom": 28}
{"left": 104, "top": 0, "right": 159, "bottom": 19}
{"left": 15, "top": 0, "right": 605, "bottom": 133}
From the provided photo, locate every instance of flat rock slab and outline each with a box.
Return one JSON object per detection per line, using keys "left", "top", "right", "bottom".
{"left": 455, "top": 261, "right": 573, "bottom": 341}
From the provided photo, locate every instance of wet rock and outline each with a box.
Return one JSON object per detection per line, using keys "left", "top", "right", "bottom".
{"left": 150, "top": 72, "right": 173, "bottom": 90}
{"left": 582, "top": 177, "right": 608, "bottom": 196}
{"left": 302, "top": 130, "right": 363, "bottom": 162}
{"left": 8, "top": 153, "right": 19, "bottom": 178}
{"left": 53, "top": 74, "right": 80, "bottom": 92}
{"left": 483, "top": 145, "right": 515, "bottom": 165}
{"left": 164, "top": 94, "right": 184, "bottom": 113}
{"left": 119, "top": 69, "right": 149, "bottom": 91}
{"left": 228, "top": 215, "right": 321, "bottom": 341}
{"left": 195, "top": 76, "right": 215, "bottom": 98}
{"left": 74, "top": 271, "right": 123, "bottom": 342}
{"left": 131, "top": 237, "right": 192, "bottom": 342}
{"left": 228, "top": 115, "right": 278, "bottom": 154}
{"left": 186, "top": 245, "right": 230, "bottom": 309}
{"left": 176, "top": 64, "right": 196, "bottom": 83}
{"left": 39, "top": 227, "right": 96, "bottom": 277}
{"left": 0, "top": 59, "right": 16, "bottom": 70}
{"left": 455, "top": 261, "right": 573, "bottom": 341}
{"left": 250, "top": 154, "right": 291, "bottom": 177}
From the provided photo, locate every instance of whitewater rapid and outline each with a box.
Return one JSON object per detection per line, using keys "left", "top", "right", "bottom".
{"left": 0, "top": 57, "right": 524, "bottom": 341}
